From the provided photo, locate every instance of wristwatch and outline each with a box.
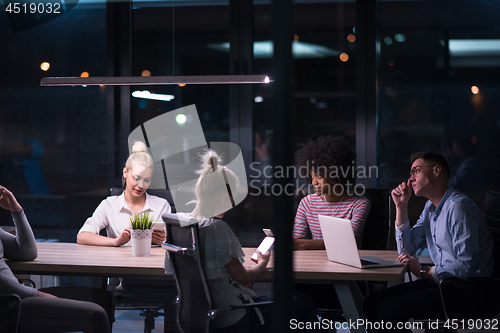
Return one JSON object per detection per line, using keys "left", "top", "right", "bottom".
{"left": 420, "top": 265, "right": 430, "bottom": 279}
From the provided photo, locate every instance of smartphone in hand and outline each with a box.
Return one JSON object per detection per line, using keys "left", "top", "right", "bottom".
{"left": 251, "top": 228, "right": 275, "bottom": 263}
{"left": 152, "top": 222, "right": 165, "bottom": 232}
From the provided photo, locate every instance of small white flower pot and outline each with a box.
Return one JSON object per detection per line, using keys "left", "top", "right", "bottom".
{"left": 131, "top": 229, "right": 152, "bottom": 257}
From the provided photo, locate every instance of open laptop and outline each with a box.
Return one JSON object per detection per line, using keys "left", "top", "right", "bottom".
{"left": 318, "top": 214, "right": 405, "bottom": 269}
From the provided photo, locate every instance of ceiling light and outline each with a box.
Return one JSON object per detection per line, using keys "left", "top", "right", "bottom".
{"left": 449, "top": 39, "right": 500, "bottom": 57}
{"left": 40, "top": 75, "right": 273, "bottom": 86}
{"left": 132, "top": 90, "right": 175, "bottom": 101}
{"left": 208, "top": 41, "right": 339, "bottom": 59}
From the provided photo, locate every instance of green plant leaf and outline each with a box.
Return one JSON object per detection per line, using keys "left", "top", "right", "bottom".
{"left": 129, "top": 212, "right": 153, "bottom": 230}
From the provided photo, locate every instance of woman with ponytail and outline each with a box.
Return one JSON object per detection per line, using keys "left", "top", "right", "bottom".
{"left": 77, "top": 141, "right": 171, "bottom": 246}
{"left": 169, "top": 150, "right": 318, "bottom": 332}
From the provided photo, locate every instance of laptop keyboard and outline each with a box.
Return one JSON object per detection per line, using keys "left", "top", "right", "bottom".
{"left": 360, "top": 259, "right": 379, "bottom": 266}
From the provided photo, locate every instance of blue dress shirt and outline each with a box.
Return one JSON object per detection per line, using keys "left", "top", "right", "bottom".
{"left": 396, "top": 187, "right": 493, "bottom": 281}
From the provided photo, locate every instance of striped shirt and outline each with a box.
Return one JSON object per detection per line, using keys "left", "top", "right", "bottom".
{"left": 293, "top": 193, "right": 371, "bottom": 248}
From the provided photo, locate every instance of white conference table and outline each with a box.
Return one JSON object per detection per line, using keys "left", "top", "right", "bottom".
{"left": 7, "top": 242, "right": 407, "bottom": 332}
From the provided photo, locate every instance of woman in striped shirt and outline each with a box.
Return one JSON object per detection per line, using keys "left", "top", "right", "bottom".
{"left": 292, "top": 136, "right": 371, "bottom": 250}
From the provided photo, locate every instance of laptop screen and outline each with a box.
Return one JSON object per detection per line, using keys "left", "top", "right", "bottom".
{"left": 318, "top": 214, "right": 363, "bottom": 268}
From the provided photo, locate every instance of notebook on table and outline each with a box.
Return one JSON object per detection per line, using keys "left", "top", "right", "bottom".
{"left": 318, "top": 214, "right": 404, "bottom": 269}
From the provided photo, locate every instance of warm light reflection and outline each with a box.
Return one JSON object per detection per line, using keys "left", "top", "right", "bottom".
{"left": 40, "top": 62, "right": 50, "bottom": 71}
{"left": 388, "top": 60, "right": 395, "bottom": 66}
{"left": 471, "top": 86, "right": 479, "bottom": 94}
{"left": 347, "top": 34, "right": 356, "bottom": 43}
{"left": 339, "top": 53, "right": 349, "bottom": 62}
{"left": 80, "top": 72, "right": 89, "bottom": 77}
{"left": 471, "top": 136, "right": 478, "bottom": 144}
{"left": 141, "top": 70, "right": 151, "bottom": 77}
{"left": 178, "top": 84, "right": 186, "bottom": 87}
{"left": 294, "top": 34, "right": 299, "bottom": 43}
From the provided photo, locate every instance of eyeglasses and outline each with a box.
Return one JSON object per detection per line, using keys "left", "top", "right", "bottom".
{"left": 409, "top": 165, "right": 436, "bottom": 177}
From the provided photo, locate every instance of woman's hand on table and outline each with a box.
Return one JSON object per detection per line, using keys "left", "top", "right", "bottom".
{"left": 114, "top": 227, "right": 131, "bottom": 246}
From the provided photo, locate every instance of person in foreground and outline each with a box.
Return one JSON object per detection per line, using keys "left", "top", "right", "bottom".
{"left": 77, "top": 141, "right": 171, "bottom": 247}
{"left": 166, "top": 150, "right": 319, "bottom": 333}
{"left": 363, "top": 152, "right": 493, "bottom": 332}
{"left": 293, "top": 136, "right": 371, "bottom": 250}
{"left": 0, "top": 185, "right": 110, "bottom": 333}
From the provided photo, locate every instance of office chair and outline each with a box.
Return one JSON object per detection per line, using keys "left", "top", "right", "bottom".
{"left": 359, "top": 188, "right": 394, "bottom": 298}
{"left": 361, "top": 188, "right": 393, "bottom": 251}
{"left": 413, "top": 191, "right": 500, "bottom": 332}
{"left": 108, "top": 187, "right": 177, "bottom": 333}
{"left": 162, "top": 213, "right": 273, "bottom": 333}
{"left": 0, "top": 294, "right": 21, "bottom": 333}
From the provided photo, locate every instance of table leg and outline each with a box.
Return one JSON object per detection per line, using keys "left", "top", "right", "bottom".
{"left": 333, "top": 281, "right": 366, "bottom": 333}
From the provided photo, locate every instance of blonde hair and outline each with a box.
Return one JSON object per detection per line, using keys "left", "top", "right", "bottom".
{"left": 125, "top": 141, "right": 154, "bottom": 171}
{"left": 190, "top": 150, "right": 239, "bottom": 221}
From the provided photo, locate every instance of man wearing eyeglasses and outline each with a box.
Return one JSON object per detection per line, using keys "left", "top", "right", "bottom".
{"left": 363, "top": 151, "right": 493, "bottom": 332}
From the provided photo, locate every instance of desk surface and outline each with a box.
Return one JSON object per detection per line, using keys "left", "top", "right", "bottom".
{"left": 7, "top": 242, "right": 406, "bottom": 281}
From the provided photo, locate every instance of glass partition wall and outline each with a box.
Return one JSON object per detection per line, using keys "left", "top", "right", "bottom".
{"left": 378, "top": 0, "right": 500, "bottom": 216}
{"left": 0, "top": 6, "right": 108, "bottom": 233}
{"left": 1, "top": 0, "right": 500, "bottom": 327}
{"left": 0, "top": 0, "right": 357, "bottom": 238}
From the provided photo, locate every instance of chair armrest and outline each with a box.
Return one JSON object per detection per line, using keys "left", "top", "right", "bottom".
{"left": 0, "top": 294, "right": 21, "bottom": 301}
{"left": 161, "top": 242, "right": 195, "bottom": 256}
{"left": 208, "top": 301, "right": 274, "bottom": 321}
{"left": 18, "top": 279, "right": 36, "bottom": 288}
{"left": 230, "top": 300, "right": 274, "bottom": 310}
{"left": 214, "top": 300, "right": 274, "bottom": 312}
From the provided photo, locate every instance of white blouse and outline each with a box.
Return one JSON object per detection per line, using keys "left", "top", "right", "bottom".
{"left": 78, "top": 191, "right": 171, "bottom": 240}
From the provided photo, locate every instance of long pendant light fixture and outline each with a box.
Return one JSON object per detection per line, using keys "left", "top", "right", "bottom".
{"left": 40, "top": 0, "right": 272, "bottom": 88}
{"left": 40, "top": 75, "right": 272, "bottom": 86}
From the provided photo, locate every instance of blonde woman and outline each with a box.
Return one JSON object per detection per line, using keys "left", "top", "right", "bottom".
{"left": 170, "top": 150, "right": 317, "bottom": 333}
{"left": 77, "top": 141, "right": 171, "bottom": 246}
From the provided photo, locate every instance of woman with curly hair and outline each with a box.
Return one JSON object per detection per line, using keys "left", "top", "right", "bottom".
{"left": 292, "top": 136, "right": 371, "bottom": 250}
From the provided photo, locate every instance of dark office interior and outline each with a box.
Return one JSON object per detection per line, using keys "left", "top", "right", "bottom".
{"left": 1, "top": 0, "right": 500, "bottom": 331}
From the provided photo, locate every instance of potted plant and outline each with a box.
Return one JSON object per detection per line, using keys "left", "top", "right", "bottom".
{"left": 129, "top": 212, "right": 154, "bottom": 257}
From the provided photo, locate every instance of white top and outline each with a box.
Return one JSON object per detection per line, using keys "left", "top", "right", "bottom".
{"left": 78, "top": 192, "right": 172, "bottom": 240}
{"left": 195, "top": 217, "right": 257, "bottom": 328}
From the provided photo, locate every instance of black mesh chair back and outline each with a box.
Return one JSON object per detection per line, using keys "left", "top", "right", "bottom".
{"left": 361, "top": 188, "right": 392, "bottom": 250}
{"left": 0, "top": 294, "right": 20, "bottom": 333}
{"left": 163, "top": 214, "right": 273, "bottom": 333}
{"left": 163, "top": 214, "right": 211, "bottom": 333}
{"left": 484, "top": 191, "right": 500, "bottom": 278}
